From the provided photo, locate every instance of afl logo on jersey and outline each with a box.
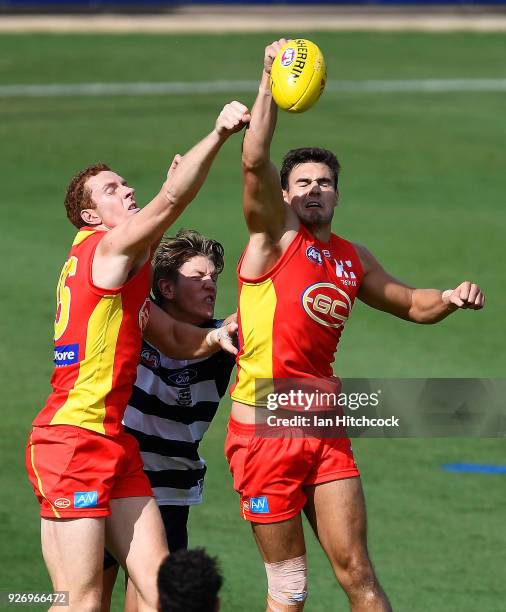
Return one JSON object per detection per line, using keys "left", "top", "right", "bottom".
{"left": 302, "top": 282, "right": 351, "bottom": 328}
{"left": 138, "top": 298, "right": 150, "bottom": 331}
{"left": 306, "top": 245, "right": 323, "bottom": 265}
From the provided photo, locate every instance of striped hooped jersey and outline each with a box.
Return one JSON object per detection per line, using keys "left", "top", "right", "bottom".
{"left": 33, "top": 228, "right": 151, "bottom": 437}
{"left": 123, "top": 332, "right": 235, "bottom": 505}
{"left": 230, "top": 225, "right": 364, "bottom": 406}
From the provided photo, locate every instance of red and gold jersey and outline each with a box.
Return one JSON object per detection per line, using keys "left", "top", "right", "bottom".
{"left": 33, "top": 228, "right": 151, "bottom": 437}
{"left": 230, "top": 225, "right": 363, "bottom": 406}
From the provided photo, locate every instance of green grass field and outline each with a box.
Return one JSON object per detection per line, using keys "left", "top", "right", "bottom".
{"left": 0, "top": 31, "right": 505, "bottom": 611}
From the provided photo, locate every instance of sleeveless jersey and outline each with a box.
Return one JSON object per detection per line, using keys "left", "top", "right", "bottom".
{"left": 33, "top": 228, "right": 151, "bottom": 437}
{"left": 230, "top": 225, "right": 364, "bottom": 406}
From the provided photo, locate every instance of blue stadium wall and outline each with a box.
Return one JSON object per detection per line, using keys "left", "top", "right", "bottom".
{"left": 2, "top": 0, "right": 506, "bottom": 8}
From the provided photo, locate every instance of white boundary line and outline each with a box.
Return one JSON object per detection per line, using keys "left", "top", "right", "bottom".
{"left": 1, "top": 79, "right": 506, "bottom": 98}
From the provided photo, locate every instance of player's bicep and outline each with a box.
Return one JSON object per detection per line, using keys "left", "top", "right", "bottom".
{"left": 357, "top": 245, "right": 414, "bottom": 320}
{"left": 242, "top": 160, "right": 286, "bottom": 238}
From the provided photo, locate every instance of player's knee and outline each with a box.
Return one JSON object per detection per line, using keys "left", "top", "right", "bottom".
{"left": 68, "top": 588, "right": 102, "bottom": 612}
{"left": 335, "top": 554, "right": 376, "bottom": 596}
{"left": 265, "top": 554, "right": 308, "bottom": 611}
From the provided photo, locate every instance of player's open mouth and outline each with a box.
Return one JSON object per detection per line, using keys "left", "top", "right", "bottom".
{"left": 305, "top": 201, "right": 322, "bottom": 208}
{"left": 204, "top": 296, "right": 215, "bottom": 305}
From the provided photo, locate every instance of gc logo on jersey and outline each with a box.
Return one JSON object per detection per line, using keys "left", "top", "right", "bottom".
{"left": 302, "top": 282, "right": 351, "bottom": 328}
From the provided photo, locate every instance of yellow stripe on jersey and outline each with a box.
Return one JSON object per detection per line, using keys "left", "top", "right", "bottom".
{"left": 30, "top": 435, "right": 61, "bottom": 518}
{"left": 72, "top": 230, "right": 95, "bottom": 246}
{"left": 231, "top": 280, "right": 276, "bottom": 407}
{"left": 50, "top": 294, "right": 124, "bottom": 434}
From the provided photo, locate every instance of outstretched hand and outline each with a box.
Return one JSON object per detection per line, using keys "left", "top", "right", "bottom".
{"left": 442, "top": 282, "right": 485, "bottom": 310}
{"left": 215, "top": 101, "right": 251, "bottom": 138}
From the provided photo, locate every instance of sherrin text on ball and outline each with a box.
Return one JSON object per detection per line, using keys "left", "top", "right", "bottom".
{"left": 270, "top": 39, "right": 326, "bottom": 113}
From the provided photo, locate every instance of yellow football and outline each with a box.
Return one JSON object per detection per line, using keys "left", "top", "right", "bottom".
{"left": 270, "top": 39, "right": 326, "bottom": 113}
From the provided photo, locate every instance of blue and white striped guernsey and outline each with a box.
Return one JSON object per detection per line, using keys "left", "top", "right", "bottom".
{"left": 123, "top": 321, "right": 235, "bottom": 506}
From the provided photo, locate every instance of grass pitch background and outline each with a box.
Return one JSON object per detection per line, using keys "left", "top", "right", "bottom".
{"left": 0, "top": 32, "right": 504, "bottom": 610}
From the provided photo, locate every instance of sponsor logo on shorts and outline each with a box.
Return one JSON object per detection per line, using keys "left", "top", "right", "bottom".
{"left": 280, "top": 48, "right": 296, "bottom": 67}
{"left": 140, "top": 346, "right": 161, "bottom": 369}
{"left": 53, "top": 497, "right": 71, "bottom": 509}
{"left": 249, "top": 496, "right": 270, "bottom": 514}
{"left": 302, "top": 282, "right": 351, "bottom": 329}
{"left": 242, "top": 500, "right": 250, "bottom": 512}
{"left": 168, "top": 368, "right": 198, "bottom": 386}
{"left": 74, "top": 491, "right": 98, "bottom": 509}
{"left": 54, "top": 343, "right": 79, "bottom": 367}
{"left": 306, "top": 245, "right": 323, "bottom": 265}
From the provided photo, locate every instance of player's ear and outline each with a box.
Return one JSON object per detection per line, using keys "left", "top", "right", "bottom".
{"left": 158, "top": 278, "right": 175, "bottom": 301}
{"left": 80, "top": 208, "right": 102, "bottom": 225}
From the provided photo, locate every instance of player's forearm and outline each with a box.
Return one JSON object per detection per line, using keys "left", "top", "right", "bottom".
{"left": 164, "top": 129, "right": 227, "bottom": 208}
{"left": 116, "top": 130, "right": 228, "bottom": 254}
{"left": 408, "top": 288, "right": 457, "bottom": 324}
{"left": 145, "top": 315, "right": 220, "bottom": 360}
{"left": 242, "top": 72, "right": 278, "bottom": 171}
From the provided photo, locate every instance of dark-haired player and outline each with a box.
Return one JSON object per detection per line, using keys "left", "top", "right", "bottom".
{"left": 226, "top": 39, "right": 485, "bottom": 611}
{"left": 25, "top": 101, "right": 249, "bottom": 612}
{"left": 157, "top": 548, "right": 222, "bottom": 612}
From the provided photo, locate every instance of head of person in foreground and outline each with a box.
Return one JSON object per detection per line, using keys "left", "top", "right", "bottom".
{"left": 158, "top": 548, "right": 222, "bottom": 612}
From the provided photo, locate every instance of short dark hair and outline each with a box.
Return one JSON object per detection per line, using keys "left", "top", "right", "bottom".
{"left": 158, "top": 548, "right": 223, "bottom": 612}
{"left": 152, "top": 229, "right": 225, "bottom": 306}
{"left": 64, "top": 162, "right": 111, "bottom": 229}
{"left": 280, "top": 147, "right": 340, "bottom": 190}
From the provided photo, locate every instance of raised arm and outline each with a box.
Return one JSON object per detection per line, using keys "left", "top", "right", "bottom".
{"left": 356, "top": 244, "right": 485, "bottom": 324}
{"left": 144, "top": 304, "right": 238, "bottom": 360}
{"left": 94, "top": 102, "right": 249, "bottom": 286}
{"left": 241, "top": 39, "right": 299, "bottom": 277}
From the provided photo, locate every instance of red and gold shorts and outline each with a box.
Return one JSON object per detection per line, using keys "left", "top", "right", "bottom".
{"left": 26, "top": 424, "right": 153, "bottom": 518}
{"left": 225, "top": 417, "right": 360, "bottom": 523}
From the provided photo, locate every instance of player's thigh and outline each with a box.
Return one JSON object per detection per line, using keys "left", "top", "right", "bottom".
{"left": 304, "top": 477, "right": 368, "bottom": 567}
{"left": 41, "top": 516, "right": 105, "bottom": 590}
{"left": 252, "top": 513, "right": 306, "bottom": 563}
{"left": 105, "top": 496, "right": 167, "bottom": 610}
